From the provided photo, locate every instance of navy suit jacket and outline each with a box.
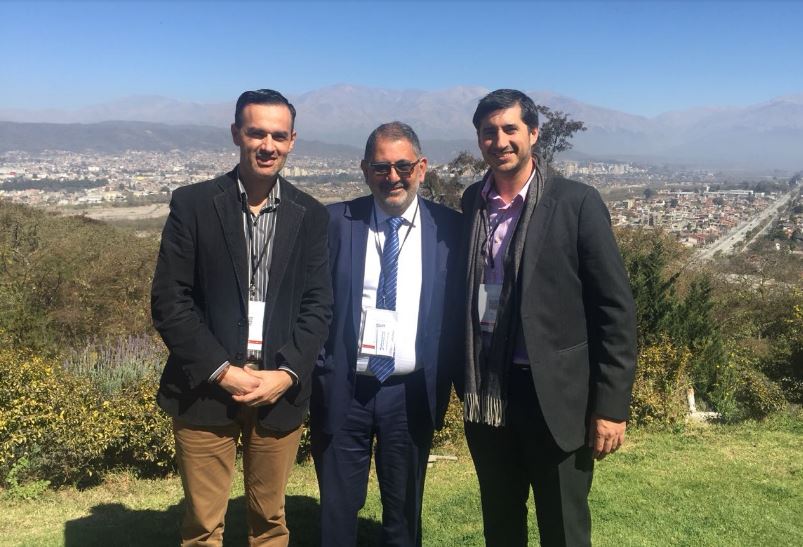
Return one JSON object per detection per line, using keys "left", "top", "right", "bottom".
{"left": 311, "top": 195, "right": 462, "bottom": 435}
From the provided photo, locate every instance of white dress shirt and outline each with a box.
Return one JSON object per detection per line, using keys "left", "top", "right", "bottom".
{"left": 356, "top": 196, "right": 423, "bottom": 375}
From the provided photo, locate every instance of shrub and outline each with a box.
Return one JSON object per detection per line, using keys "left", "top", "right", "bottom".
{"left": 709, "top": 347, "right": 787, "bottom": 422}
{"left": 735, "top": 367, "right": 787, "bottom": 419}
{"left": 630, "top": 338, "right": 691, "bottom": 426}
{"left": 62, "top": 335, "right": 166, "bottom": 397}
{"left": 296, "top": 421, "right": 313, "bottom": 463}
{"left": 760, "top": 300, "right": 803, "bottom": 403}
{"left": 0, "top": 201, "right": 157, "bottom": 354}
{"left": 432, "top": 391, "right": 465, "bottom": 449}
{"left": 0, "top": 347, "right": 174, "bottom": 487}
{"left": 63, "top": 336, "right": 175, "bottom": 475}
{"left": 0, "top": 348, "right": 115, "bottom": 486}
{"left": 1, "top": 457, "right": 50, "bottom": 500}
{"left": 106, "top": 374, "right": 175, "bottom": 475}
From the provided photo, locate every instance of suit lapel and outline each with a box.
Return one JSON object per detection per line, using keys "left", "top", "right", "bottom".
{"left": 349, "top": 198, "right": 371, "bottom": 340}
{"left": 417, "top": 200, "right": 436, "bottom": 337}
{"left": 213, "top": 175, "right": 248, "bottom": 307}
{"left": 520, "top": 183, "right": 557, "bottom": 295}
{"left": 264, "top": 178, "right": 304, "bottom": 327}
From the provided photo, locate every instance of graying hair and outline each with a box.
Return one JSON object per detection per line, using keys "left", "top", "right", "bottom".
{"left": 363, "top": 121, "right": 422, "bottom": 160}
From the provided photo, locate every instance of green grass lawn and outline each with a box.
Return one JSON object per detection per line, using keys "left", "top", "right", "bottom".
{"left": 1, "top": 413, "right": 801, "bottom": 546}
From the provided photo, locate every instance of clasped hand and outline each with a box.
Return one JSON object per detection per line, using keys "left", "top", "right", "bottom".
{"left": 219, "top": 366, "right": 293, "bottom": 407}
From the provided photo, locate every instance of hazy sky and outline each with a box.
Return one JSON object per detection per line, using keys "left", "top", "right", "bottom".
{"left": 2, "top": 0, "right": 801, "bottom": 117}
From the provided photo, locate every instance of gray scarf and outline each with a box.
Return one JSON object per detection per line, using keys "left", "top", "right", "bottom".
{"left": 463, "top": 158, "right": 545, "bottom": 426}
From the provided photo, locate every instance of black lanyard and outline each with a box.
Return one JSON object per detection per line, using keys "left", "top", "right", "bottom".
{"left": 372, "top": 200, "right": 418, "bottom": 260}
{"left": 245, "top": 201, "right": 278, "bottom": 300}
{"left": 481, "top": 205, "right": 505, "bottom": 270}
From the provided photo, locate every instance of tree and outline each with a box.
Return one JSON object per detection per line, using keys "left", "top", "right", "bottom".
{"left": 446, "top": 150, "right": 486, "bottom": 179}
{"left": 617, "top": 229, "right": 682, "bottom": 348}
{"left": 419, "top": 171, "right": 464, "bottom": 211}
{"left": 669, "top": 274, "right": 727, "bottom": 395}
{"left": 420, "top": 151, "right": 486, "bottom": 211}
{"left": 533, "top": 106, "right": 586, "bottom": 168}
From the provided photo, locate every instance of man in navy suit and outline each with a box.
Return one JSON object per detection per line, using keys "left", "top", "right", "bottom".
{"left": 310, "top": 122, "right": 462, "bottom": 546}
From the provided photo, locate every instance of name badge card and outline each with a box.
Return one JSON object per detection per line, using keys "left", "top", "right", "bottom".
{"left": 478, "top": 284, "right": 502, "bottom": 333}
{"left": 247, "top": 300, "right": 265, "bottom": 352}
{"left": 360, "top": 307, "right": 397, "bottom": 358}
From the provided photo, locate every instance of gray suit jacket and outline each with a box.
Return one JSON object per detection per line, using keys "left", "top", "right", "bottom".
{"left": 152, "top": 168, "right": 333, "bottom": 431}
{"left": 461, "top": 175, "right": 637, "bottom": 451}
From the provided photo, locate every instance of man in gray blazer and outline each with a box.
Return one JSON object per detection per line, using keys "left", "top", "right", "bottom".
{"left": 460, "top": 89, "right": 637, "bottom": 546}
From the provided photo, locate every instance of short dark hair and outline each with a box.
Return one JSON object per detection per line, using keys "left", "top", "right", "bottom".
{"left": 472, "top": 89, "right": 539, "bottom": 131}
{"left": 234, "top": 89, "right": 296, "bottom": 129}
{"left": 363, "top": 121, "right": 422, "bottom": 161}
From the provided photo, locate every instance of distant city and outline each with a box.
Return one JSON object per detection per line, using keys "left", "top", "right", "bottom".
{"left": 1, "top": 149, "right": 800, "bottom": 253}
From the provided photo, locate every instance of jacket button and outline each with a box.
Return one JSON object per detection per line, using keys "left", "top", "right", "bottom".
{"left": 238, "top": 318, "right": 246, "bottom": 327}
{"left": 235, "top": 352, "right": 244, "bottom": 360}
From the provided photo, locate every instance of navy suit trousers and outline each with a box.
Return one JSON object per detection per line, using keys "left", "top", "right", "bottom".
{"left": 312, "top": 371, "right": 434, "bottom": 547}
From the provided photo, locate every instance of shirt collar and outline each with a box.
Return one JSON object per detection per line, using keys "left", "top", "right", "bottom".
{"left": 481, "top": 161, "right": 536, "bottom": 206}
{"left": 373, "top": 195, "right": 419, "bottom": 227}
{"left": 237, "top": 172, "right": 281, "bottom": 212}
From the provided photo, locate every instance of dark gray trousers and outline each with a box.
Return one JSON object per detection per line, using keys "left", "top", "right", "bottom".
{"left": 465, "top": 366, "right": 594, "bottom": 547}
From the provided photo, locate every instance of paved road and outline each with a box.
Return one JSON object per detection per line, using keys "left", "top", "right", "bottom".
{"left": 696, "top": 192, "right": 794, "bottom": 261}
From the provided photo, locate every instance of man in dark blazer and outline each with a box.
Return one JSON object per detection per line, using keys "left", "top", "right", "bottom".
{"left": 310, "top": 122, "right": 462, "bottom": 546}
{"left": 460, "top": 89, "right": 637, "bottom": 546}
{"left": 151, "top": 89, "right": 332, "bottom": 546}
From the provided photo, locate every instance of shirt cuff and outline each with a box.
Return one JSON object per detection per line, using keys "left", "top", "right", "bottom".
{"left": 278, "top": 365, "right": 298, "bottom": 385}
{"left": 209, "top": 361, "right": 230, "bottom": 383}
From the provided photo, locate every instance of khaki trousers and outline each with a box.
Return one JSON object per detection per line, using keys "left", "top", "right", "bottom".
{"left": 173, "top": 408, "right": 302, "bottom": 547}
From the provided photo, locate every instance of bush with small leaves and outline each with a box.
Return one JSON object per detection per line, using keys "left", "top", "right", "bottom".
{"left": 630, "top": 338, "right": 691, "bottom": 427}
{"left": 0, "top": 349, "right": 115, "bottom": 486}
{"left": 432, "top": 391, "right": 465, "bottom": 449}
{"left": 106, "top": 374, "right": 175, "bottom": 475}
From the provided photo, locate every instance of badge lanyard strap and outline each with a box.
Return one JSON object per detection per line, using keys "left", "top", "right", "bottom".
{"left": 481, "top": 205, "right": 504, "bottom": 271}
{"left": 372, "top": 201, "right": 418, "bottom": 307}
{"left": 247, "top": 204, "right": 278, "bottom": 299}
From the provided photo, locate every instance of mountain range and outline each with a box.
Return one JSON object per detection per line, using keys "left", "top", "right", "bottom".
{"left": 2, "top": 85, "right": 802, "bottom": 169}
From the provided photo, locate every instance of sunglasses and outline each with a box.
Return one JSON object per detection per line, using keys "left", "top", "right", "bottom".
{"left": 368, "top": 159, "right": 421, "bottom": 177}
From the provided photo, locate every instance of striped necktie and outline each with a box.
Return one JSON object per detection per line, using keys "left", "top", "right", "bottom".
{"left": 368, "top": 216, "right": 404, "bottom": 382}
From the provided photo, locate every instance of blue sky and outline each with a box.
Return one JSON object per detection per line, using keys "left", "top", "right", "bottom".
{"left": 1, "top": 0, "right": 801, "bottom": 117}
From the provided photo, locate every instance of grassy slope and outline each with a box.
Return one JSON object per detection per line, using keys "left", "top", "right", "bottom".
{"left": 1, "top": 414, "right": 801, "bottom": 546}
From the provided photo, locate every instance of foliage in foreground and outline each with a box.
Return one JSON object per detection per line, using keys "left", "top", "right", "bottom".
{"left": 0, "top": 345, "right": 174, "bottom": 487}
{"left": 0, "top": 341, "right": 465, "bottom": 489}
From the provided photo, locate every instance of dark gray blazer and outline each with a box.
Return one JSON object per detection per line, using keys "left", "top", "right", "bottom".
{"left": 151, "top": 168, "right": 333, "bottom": 432}
{"left": 461, "top": 175, "right": 637, "bottom": 451}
